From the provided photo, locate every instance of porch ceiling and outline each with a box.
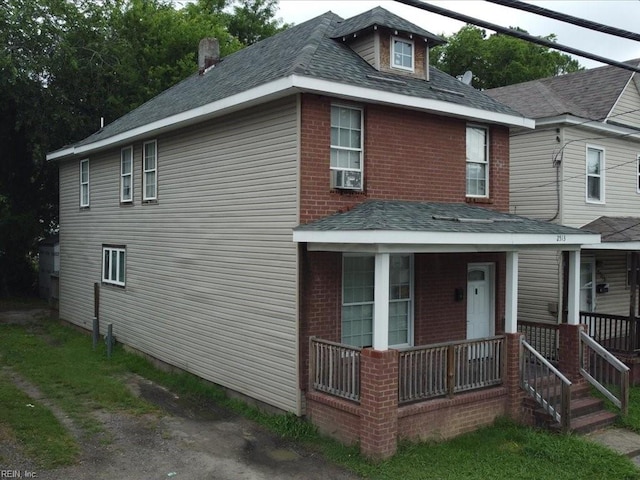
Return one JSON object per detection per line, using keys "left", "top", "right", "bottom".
{"left": 293, "top": 200, "right": 600, "bottom": 252}
{"left": 581, "top": 216, "right": 640, "bottom": 250}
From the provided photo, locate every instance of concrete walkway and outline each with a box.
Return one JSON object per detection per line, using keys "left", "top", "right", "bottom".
{"left": 587, "top": 428, "right": 640, "bottom": 467}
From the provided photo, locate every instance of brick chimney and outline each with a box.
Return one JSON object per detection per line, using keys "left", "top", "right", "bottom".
{"left": 198, "top": 38, "right": 220, "bottom": 74}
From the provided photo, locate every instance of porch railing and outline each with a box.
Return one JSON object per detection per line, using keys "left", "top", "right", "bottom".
{"left": 309, "top": 337, "right": 361, "bottom": 402}
{"left": 398, "top": 336, "right": 505, "bottom": 404}
{"left": 518, "top": 321, "right": 559, "bottom": 363}
{"left": 521, "top": 338, "right": 571, "bottom": 429}
{"left": 580, "top": 311, "right": 640, "bottom": 354}
{"left": 579, "top": 331, "right": 629, "bottom": 414}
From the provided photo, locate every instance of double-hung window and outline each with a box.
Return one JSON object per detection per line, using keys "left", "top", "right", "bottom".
{"left": 80, "top": 159, "right": 90, "bottom": 207}
{"left": 636, "top": 154, "right": 640, "bottom": 193}
{"left": 466, "top": 126, "right": 489, "bottom": 198}
{"left": 102, "top": 246, "right": 126, "bottom": 286}
{"left": 143, "top": 140, "right": 157, "bottom": 201}
{"left": 391, "top": 37, "right": 414, "bottom": 72}
{"left": 330, "top": 105, "right": 363, "bottom": 190}
{"left": 586, "top": 146, "right": 604, "bottom": 203}
{"left": 121, "top": 146, "right": 133, "bottom": 203}
{"left": 341, "top": 254, "right": 413, "bottom": 348}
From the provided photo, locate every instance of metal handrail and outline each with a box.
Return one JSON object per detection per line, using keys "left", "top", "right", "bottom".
{"left": 579, "top": 331, "right": 629, "bottom": 414}
{"left": 521, "top": 338, "right": 571, "bottom": 429}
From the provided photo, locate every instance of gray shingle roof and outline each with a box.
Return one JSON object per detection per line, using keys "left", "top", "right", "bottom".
{"left": 485, "top": 60, "right": 639, "bottom": 121}
{"left": 581, "top": 216, "right": 640, "bottom": 242}
{"left": 331, "top": 6, "right": 445, "bottom": 45}
{"left": 294, "top": 200, "right": 590, "bottom": 236}
{"left": 63, "top": 8, "right": 522, "bottom": 152}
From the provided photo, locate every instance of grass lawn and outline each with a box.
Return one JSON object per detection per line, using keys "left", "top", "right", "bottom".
{"left": 0, "top": 316, "right": 639, "bottom": 478}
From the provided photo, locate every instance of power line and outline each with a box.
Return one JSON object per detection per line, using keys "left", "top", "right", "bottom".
{"left": 393, "top": 0, "right": 640, "bottom": 73}
{"left": 486, "top": 0, "right": 640, "bottom": 42}
{"left": 509, "top": 128, "right": 640, "bottom": 194}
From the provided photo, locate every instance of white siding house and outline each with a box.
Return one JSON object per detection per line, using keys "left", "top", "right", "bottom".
{"left": 488, "top": 61, "right": 640, "bottom": 325}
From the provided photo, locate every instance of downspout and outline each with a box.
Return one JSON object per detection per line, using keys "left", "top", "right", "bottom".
{"left": 547, "top": 128, "right": 563, "bottom": 222}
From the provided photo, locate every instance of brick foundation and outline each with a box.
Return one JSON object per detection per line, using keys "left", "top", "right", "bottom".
{"left": 397, "top": 387, "right": 508, "bottom": 441}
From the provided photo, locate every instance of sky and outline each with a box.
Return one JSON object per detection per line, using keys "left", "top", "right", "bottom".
{"left": 275, "top": 1, "right": 640, "bottom": 69}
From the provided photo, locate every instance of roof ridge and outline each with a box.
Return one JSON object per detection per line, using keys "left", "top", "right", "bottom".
{"left": 287, "top": 12, "right": 341, "bottom": 76}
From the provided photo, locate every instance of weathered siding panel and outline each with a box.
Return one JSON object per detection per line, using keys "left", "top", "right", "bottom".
{"left": 509, "top": 127, "right": 560, "bottom": 220}
{"left": 350, "top": 35, "right": 376, "bottom": 67}
{"left": 590, "top": 250, "right": 634, "bottom": 316}
{"left": 517, "top": 251, "right": 561, "bottom": 323}
{"left": 610, "top": 77, "right": 640, "bottom": 129}
{"left": 59, "top": 97, "right": 300, "bottom": 413}
{"left": 561, "top": 126, "right": 640, "bottom": 228}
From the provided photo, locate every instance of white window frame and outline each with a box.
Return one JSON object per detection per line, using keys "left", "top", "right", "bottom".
{"left": 391, "top": 36, "right": 414, "bottom": 72}
{"left": 143, "top": 140, "right": 158, "bottom": 201}
{"left": 120, "top": 146, "right": 133, "bottom": 203}
{"left": 80, "top": 159, "right": 89, "bottom": 207}
{"left": 330, "top": 105, "right": 363, "bottom": 191}
{"left": 102, "top": 246, "right": 126, "bottom": 287}
{"left": 341, "top": 253, "right": 413, "bottom": 348}
{"left": 580, "top": 256, "right": 596, "bottom": 312}
{"left": 586, "top": 145, "right": 605, "bottom": 204}
{"left": 636, "top": 154, "right": 640, "bottom": 194}
{"left": 466, "top": 125, "right": 489, "bottom": 198}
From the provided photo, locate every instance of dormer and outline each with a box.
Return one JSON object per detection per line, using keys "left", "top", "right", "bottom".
{"left": 331, "top": 7, "right": 446, "bottom": 81}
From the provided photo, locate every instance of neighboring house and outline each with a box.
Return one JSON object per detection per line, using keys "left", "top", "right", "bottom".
{"left": 487, "top": 61, "right": 640, "bottom": 371}
{"left": 47, "top": 7, "right": 599, "bottom": 458}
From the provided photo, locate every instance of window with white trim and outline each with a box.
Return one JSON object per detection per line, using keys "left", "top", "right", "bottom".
{"left": 586, "top": 146, "right": 604, "bottom": 203}
{"left": 330, "top": 106, "right": 363, "bottom": 190}
{"left": 466, "top": 126, "right": 489, "bottom": 197}
{"left": 102, "top": 246, "right": 126, "bottom": 286}
{"left": 341, "top": 254, "right": 413, "bottom": 348}
{"left": 391, "top": 36, "right": 414, "bottom": 72}
{"left": 121, "top": 146, "right": 133, "bottom": 203}
{"left": 80, "top": 159, "right": 89, "bottom": 207}
{"left": 143, "top": 140, "right": 157, "bottom": 201}
{"left": 636, "top": 154, "right": 640, "bottom": 193}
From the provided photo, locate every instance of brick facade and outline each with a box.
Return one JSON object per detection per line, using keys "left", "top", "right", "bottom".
{"left": 299, "top": 94, "right": 510, "bottom": 225}
{"left": 298, "top": 93, "right": 515, "bottom": 458}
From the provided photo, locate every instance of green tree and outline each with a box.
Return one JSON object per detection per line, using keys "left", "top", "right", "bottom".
{"left": 0, "top": 0, "right": 284, "bottom": 296}
{"left": 225, "top": 0, "right": 289, "bottom": 46}
{"left": 431, "top": 25, "right": 583, "bottom": 90}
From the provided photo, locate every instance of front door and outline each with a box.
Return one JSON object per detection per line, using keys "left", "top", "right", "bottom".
{"left": 467, "top": 264, "right": 494, "bottom": 340}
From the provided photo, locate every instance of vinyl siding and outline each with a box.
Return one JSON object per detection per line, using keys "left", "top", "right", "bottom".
{"left": 561, "top": 126, "right": 640, "bottom": 227}
{"left": 517, "top": 251, "right": 562, "bottom": 323}
{"left": 509, "top": 127, "right": 560, "bottom": 220}
{"left": 58, "top": 97, "right": 300, "bottom": 413}
{"left": 609, "top": 75, "right": 640, "bottom": 129}
{"left": 587, "top": 250, "right": 632, "bottom": 316}
{"left": 350, "top": 34, "right": 376, "bottom": 67}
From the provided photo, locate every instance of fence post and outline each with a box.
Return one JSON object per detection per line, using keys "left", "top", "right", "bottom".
{"left": 561, "top": 382, "right": 571, "bottom": 431}
{"left": 92, "top": 316, "right": 99, "bottom": 350}
{"left": 447, "top": 344, "right": 455, "bottom": 398}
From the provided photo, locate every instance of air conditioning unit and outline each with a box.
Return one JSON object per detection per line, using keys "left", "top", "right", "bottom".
{"left": 331, "top": 169, "right": 362, "bottom": 190}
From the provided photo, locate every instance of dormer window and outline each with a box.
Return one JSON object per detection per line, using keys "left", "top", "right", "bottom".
{"left": 391, "top": 36, "right": 414, "bottom": 72}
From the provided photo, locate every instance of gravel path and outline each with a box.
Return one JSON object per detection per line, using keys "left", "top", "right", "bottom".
{"left": 0, "top": 309, "right": 360, "bottom": 480}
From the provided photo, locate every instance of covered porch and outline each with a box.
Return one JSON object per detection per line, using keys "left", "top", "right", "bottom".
{"left": 294, "top": 200, "right": 599, "bottom": 459}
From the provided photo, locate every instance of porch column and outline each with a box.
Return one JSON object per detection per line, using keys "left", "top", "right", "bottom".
{"left": 359, "top": 348, "right": 399, "bottom": 459}
{"left": 505, "top": 251, "right": 519, "bottom": 334}
{"left": 373, "top": 253, "right": 390, "bottom": 351}
{"left": 566, "top": 250, "right": 581, "bottom": 325}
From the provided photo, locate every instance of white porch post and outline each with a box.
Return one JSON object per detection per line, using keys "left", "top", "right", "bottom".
{"left": 505, "top": 251, "right": 519, "bottom": 334}
{"left": 567, "top": 250, "right": 581, "bottom": 325}
{"left": 373, "top": 252, "right": 390, "bottom": 351}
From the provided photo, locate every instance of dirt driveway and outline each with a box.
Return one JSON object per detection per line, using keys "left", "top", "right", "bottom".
{"left": 0, "top": 309, "right": 360, "bottom": 480}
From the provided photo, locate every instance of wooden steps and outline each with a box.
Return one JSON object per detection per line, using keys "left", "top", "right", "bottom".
{"left": 528, "top": 381, "right": 618, "bottom": 434}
